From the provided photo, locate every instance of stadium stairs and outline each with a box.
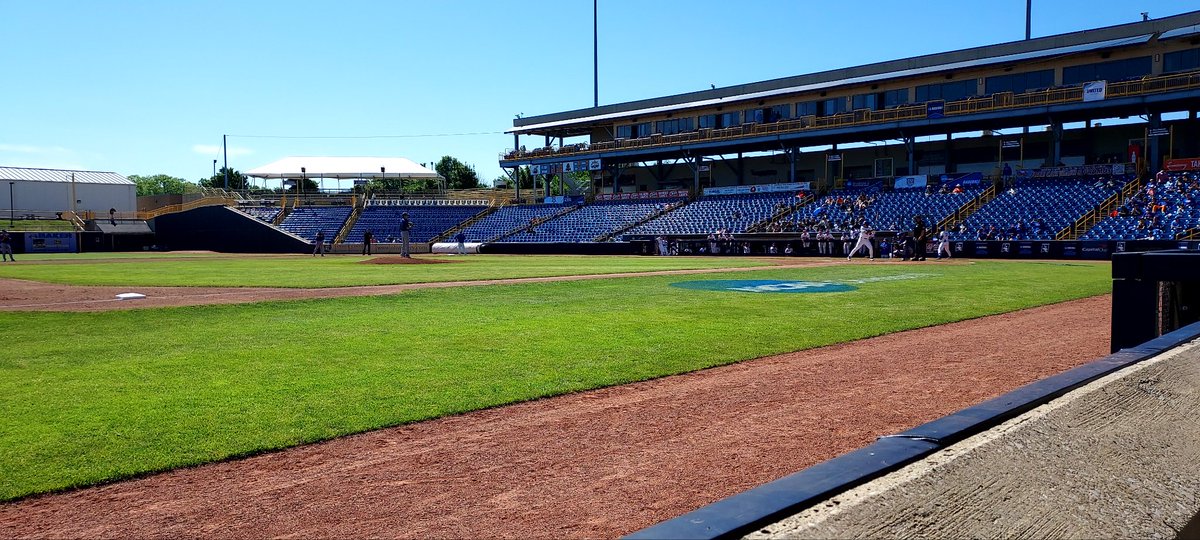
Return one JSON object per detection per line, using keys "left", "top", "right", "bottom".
{"left": 491, "top": 205, "right": 580, "bottom": 242}
{"left": 1060, "top": 176, "right": 1141, "bottom": 240}
{"left": 334, "top": 206, "right": 362, "bottom": 244}
{"left": 599, "top": 198, "right": 691, "bottom": 242}
{"left": 429, "top": 205, "right": 499, "bottom": 244}
{"left": 938, "top": 184, "right": 997, "bottom": 233}
{"left": 749, "top": 195, "right": 814, "bottom": 233}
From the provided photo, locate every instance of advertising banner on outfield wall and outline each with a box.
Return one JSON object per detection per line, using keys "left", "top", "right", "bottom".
{"left": 25, "top": 232, "right": 75, "bottom": 253}
{"left": 1164, "top": 157, "right": 1200, "bottom": 172}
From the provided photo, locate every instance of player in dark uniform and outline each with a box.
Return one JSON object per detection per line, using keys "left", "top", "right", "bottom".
{"left": 912, "top": 215, "right": 929, "bottom": 261}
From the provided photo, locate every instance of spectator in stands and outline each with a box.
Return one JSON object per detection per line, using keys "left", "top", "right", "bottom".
{"left": 0, "top": 230, "right": 13, "bottom": 262}
{"left": 362, "top": 229, "right": 374, "bottom": 256}
{"left": 400, "top": 213, "right": 413, "bottom": 257}
{"left": 952, "top": 184, "right": 964, "bottom": 194}
{"left": 313, "top": 230, "right": 326, "bottom": 257}
{"left": 1002, "top": 163, "right": 1013, "bottom": 186}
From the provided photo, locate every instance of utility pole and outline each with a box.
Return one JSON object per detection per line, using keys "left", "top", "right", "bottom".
{"left": 594, "top": 0, "right": 599, "bottom": 108}
{"left": 1025, "top": 0, "right": 1032, "bottom": 40}
{"left": 222, "top": 134, "right": 230, "bottom": 190}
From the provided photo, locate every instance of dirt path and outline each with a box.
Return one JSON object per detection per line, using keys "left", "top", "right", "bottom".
{"left": 0, "top": 295, "right": 1111, "bottom": 539}
{"left": 0, "top": 258, "right": 852, "bottom": 311}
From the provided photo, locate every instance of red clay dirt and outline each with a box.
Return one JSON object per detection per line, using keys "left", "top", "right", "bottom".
{"left": 0, "top": 294, "right": 1111, "bottom": 539}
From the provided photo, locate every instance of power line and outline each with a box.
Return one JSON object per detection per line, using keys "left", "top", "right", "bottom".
{"left": 227, "top": 131, "right": 505, "bottom": 140}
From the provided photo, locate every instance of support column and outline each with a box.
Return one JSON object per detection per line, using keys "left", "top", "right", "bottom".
{"left": 945, "top": 133, "right": 956, "bottom": 174}
{"left": 1147, "top": 112, "right": 1162, "bottom": 172}
{"left": 1048, "top": 120, "right": 1063, "bottom": 167}
{"left": 736, "top": 153, "right": 745, "bottom": 185}
{"left": 788, "top": 148, "right": 797, "bottom": 183}
{"left": 905, "top": 136, "right": 916, "bottom": 176}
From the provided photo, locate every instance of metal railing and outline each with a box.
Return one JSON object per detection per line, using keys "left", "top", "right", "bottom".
{"left": 502, "top": 70, "right": 1200, "bottom": 161}
{"left": 137, "top": 196, "right": 237, "bottom": 220}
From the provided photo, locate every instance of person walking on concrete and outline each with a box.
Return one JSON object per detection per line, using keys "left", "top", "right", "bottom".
{"left": 0, "top": 230, "right": 14, "bottom": 262}
{"left": 400, "top": 213, "right": 413, "bottom": 257}
{"left": 362, "top": 229, "right": 373, "bottom": 256}
{"left": 313, "top": 230, "right": 326, "bottom": 257}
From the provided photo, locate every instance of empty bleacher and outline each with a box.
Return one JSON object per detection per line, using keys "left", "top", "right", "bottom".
{"left": 951, "top": 176, "right": 1129, "bottom": 241}
{"left": 346, "top": 203, "right": 488, "bottom": 244}
{"left": 623, "top": 192, "right": 797, "bottom": 237}
{"left": 456, "top": 203, "right": 567, "bottom": 242}
{"left": 500, "top": 199, "right": 680, "bottom": 243}
{"left": 279, "top": 206, "right": 353, "bottom": 242}
{"left": 237, "top": 206, "right": 282, "bottom": 223}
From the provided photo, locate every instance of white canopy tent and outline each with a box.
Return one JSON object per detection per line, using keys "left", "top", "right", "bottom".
{"left": 245, "top": 156, "right": 442, "bottom": 192}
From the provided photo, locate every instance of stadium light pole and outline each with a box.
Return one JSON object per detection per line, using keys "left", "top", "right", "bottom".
{"left": 301, "top": 167, "right": 306, "bottom": 200}
{"left": 222, "top": 134, "right": 230, "bottom": 190}
{"left": 593, "top": 0, "right": 598, "bottom": 108}
{"left": 1025, "top": 0, "right": 1032, "bottom": 40}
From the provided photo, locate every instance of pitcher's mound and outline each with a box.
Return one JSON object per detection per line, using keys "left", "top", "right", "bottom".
{"left": 360, "top": 256, "right": 452, "bottom": 265}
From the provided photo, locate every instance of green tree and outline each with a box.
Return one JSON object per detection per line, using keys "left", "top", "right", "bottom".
{"left": 435, "top": 156, "right": 482, "bottom": 190}
{"left": 200, "top": 167, "right": 250, "bottom": 190}
{"left": 494, "top": 166, "right": 534, "bottom": 189}
{"left": 128, "top": 174, "right": 201, "bottom": 196}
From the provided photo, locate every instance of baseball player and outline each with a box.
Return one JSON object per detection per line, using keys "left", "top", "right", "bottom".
{"left": 846, "top": 222, "right": 875, "bottom": 261}
{"left": 936, "top": 228, "right": 953, "bottom": 259}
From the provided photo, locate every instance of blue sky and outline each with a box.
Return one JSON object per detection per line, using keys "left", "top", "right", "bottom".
{"left": 2, "top": 0, "right": 1192, "bottom": 186}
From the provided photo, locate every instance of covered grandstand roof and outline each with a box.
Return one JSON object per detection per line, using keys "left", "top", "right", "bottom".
{"left": 245, "top": 157, "right": 440, "bottom": 179}
{"left": 0, "top": 166, "right": 132, "bottom": 185}
{"left": 511, "top": 9, "right": 1200, "bottom": 136}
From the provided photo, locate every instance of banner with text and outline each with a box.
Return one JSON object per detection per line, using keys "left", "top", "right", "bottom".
{"left": 1082, "top": 80, "right": 1107, "bottom": 102}
{"left": 893, "top": 175, "right": 928, "bottom": 190}
{"left": 595, "top": 189, "right": 690, "bottom": 201}
{"left": 25, "top": 232, "right": 75, "bottom": 253}
{"left": 1164, "top": 157, "right": 1200, "bottom": 172}
{"left": 702, "top": 182, "right": 811, "bottom": 196}
{"left": 1017, "top": 164, "right": 1127, "bottom": 178}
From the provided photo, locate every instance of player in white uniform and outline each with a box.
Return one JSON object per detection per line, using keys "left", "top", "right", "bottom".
{"left": 936, "top": 229, "right": 952, "bottom": 259}
{"left": 846, "top": 223, "right": 875, "bottom": 261}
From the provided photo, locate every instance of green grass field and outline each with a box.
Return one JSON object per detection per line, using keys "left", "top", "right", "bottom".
{"left": 1, "top": 219, "right": 75, "bottom": 232}
{"left": 0, "top": 257, "right": 1111, "bottom": 501}
{"left": 0, "top": 254, "right": 772, "bottom": 287}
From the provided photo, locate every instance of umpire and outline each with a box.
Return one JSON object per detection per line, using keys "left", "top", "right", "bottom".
{"left": 911, "top": 215, "right": 930, "bottom": 261}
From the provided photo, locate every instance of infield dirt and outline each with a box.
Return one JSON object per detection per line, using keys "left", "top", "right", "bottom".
{"left": 0, "top": 294, "right": 1110, "bottom": 539}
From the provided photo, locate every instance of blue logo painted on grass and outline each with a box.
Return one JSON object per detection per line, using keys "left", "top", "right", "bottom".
{"left": 670, "top": 280, "right": 857, "bottom": 294}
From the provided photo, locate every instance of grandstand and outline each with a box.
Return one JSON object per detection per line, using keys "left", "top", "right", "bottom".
{"left": 623, "top": 192, "right": 797, "bottom": 238}
{"left": 499, "top": 199, "right": 678, "bottom": 243}
{"left": 278, "top": 207, "right": 353, "bottom": 243}
{"left": 345, "top": 202, "right": 488, "bottom": 244}
{"left": 951, "top": 174, "right": 1131, "bottom": 241}
{"left": 237, "top": 206, "right": 281, "bottom": 224}
{"left": 1083, "top": 170, "right": 1200, "bottom": 240}
{"left": 456, "top": 203, "right": 570, "bottom": 243}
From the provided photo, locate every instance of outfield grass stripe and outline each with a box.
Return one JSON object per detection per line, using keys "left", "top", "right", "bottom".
{"left": 0, "top": 260, "right": 1110, "bottom": 501}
